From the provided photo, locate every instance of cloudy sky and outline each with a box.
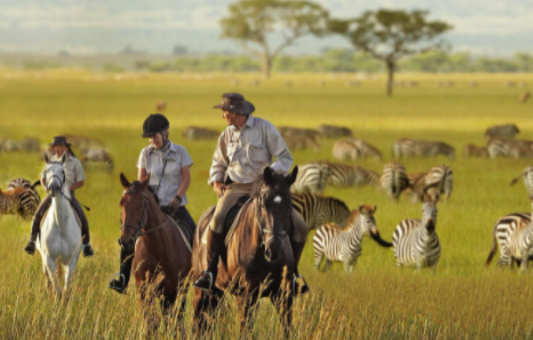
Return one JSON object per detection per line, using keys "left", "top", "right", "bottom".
{"left": 0, "top": 0, "right": 530, "bottom": 56}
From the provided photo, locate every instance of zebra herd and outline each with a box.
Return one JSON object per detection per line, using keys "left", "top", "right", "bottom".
{"left": 0, "top": 178, "right": 41, "bottom": 221}
{"left": 464, "top": 124, "right": 533, "bottom": 159}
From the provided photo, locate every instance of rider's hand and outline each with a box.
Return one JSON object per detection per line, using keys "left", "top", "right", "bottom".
{"left": 168, "top": 196, "right": 182, "bottom": 210}
{"left": 213, "top": 181, "right": 228, "bottom": 198}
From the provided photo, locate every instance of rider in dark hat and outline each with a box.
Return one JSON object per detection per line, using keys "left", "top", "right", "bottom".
{"left": 24, "top": 136, "right": 95, "bottom": 257}
{"left": 109, "top": 113, "right": 196, "bottom": 293}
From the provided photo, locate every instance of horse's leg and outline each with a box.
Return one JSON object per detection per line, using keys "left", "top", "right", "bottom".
{"left": 45, "top": 257, "right": 61, "bottom": 296}
{"left": 193, "top": 288, "right": 222, "bottom": 336}
{"left": 41, "top": 257, "right": 52, "bottom": 289}
{"left": 270, "top": 291, "right": 294, "bottom": 339}
{"left": 237, "top": 291, "right": 259, "bottom": 338}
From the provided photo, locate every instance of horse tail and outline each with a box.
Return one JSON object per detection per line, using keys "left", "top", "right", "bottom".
{"left": 31, "top": 180, "right": 41, "bottom": 189}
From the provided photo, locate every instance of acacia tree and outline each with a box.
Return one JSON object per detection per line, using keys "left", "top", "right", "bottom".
{"left": 329, "top": 10, "right": 452, "bottom": 96}
{"left": 220, "top": 0, "right": 329, "bottom": 78}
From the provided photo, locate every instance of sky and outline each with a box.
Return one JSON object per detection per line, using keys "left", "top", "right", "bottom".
{"left": 0, "top": 0, "right": 531, "bottom": 56}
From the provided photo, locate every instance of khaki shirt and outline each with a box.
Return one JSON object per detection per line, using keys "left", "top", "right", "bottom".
{"left": 208, "top": 115, "right": 293, "bottom": 185}
{"left": 46, "top": 154, "right": 86, "bottom": 188}
{"left": 137, "top": 141, "right": 193, "bottom": 207}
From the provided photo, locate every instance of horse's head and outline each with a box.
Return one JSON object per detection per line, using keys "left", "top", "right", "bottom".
{"left": 43, "top": 153, "right": 67, "bottom": 197}
{"left": 119, "top": 173, "right": 151, "bottom": 251}
{"left": 258, "top": 166, "right": 298, "bottom": 263}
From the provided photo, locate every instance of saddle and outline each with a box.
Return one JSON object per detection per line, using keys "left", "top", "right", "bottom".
{"left": 40, "top": 207, "right": 82, "bottom": 230}
{"left": 223, "top": 195, "right": 252, "bottom": 246}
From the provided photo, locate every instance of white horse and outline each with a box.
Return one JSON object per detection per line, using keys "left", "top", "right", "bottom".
{"left": 36, "top": 154, "right": 82, "bottom": 295}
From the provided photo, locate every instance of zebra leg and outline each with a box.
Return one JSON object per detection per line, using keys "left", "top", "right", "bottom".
{"left": 344, "top": 260, "right": 355, "bottom": 273}
{"left": 321, "top": 260, "right": 333, "bottom": 272}
{"left": 520, "top": 252, "right": 529, "bottom": 273}
{"left": 314, "top": 251, "right": 324, "bottom": 271}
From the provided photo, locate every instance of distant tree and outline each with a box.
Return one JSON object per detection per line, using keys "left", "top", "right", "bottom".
{"left": 220, "top": 0, "right": 329, "bottom": 78}
{"left": 329, "top": 9, "right": 452, "bottom": 96}
{"left": 514, "top": 53, "right": 533, "bottom": 72}
{"left": 172, "top": 45, "right": 188, "bottom": 55}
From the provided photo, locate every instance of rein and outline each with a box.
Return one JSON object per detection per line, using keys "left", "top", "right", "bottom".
{"left": 255, "top": 188, "right": 289, "bottom": 247}
{"left": 47, "top": 174, "right": 90, "bottom": 211}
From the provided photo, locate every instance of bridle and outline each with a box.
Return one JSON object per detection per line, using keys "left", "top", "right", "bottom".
{"left": 255, "top": 187, "right": 290, "bottom": 248}
{"left": 120, "top": 190, "right": 167, "bottom": 244}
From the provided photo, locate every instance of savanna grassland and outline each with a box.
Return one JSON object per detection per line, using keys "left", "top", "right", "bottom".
{"left": 1, "top": 70, "right": 533, "bottom": 339}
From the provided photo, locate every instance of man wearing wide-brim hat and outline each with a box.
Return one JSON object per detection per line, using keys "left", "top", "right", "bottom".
{"left": 23, "top": 136, "right": 95, "bottom": 257}
{"left": 193, "top": 93, "right": 309, "bottom": 294}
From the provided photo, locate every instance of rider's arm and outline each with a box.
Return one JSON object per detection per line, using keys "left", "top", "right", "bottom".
{"left": 138, "top": 168, "right": 148, "bottom": 181}
{"left": 208, "top": 132, "right": 229, "bottom": 186}
{"left": 265, "top": 122, "right": 293, "bottom": 174}
{"left": 69, "top": 180, "right": 84, "bottom": 192}
{"left": 69, "top": 158, "right": 87, "bottom": 192}
{"left": 177, "top": 166, "right": 191, "bottom": 198}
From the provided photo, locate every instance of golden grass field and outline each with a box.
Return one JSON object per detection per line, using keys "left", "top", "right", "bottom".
{"left": 1, "top": 70, "right": 533, "bottom": 339}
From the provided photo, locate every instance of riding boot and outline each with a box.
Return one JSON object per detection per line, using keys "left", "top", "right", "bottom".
{"left": 24, "top": 195, "right": 51, "bottom": 255}
{"left": 193, "top": 229, "right": 225, "bottom": 293}
{"left": 290, "top": 240, "right": 310, "bottom": 296}
{"left": 109, "top": 245, "right": 134, "bottom": 294}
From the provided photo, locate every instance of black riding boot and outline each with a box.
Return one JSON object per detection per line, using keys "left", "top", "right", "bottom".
{"left": 290, "top": 240, "right": 310, "bottom": 296}
{"left": 193, "top": 229, "right": 225, "bottom": 293}
{"left": 109, "top": 245, "right": 134, "bottom": 294}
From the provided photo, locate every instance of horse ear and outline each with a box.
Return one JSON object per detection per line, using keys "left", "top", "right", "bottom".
{"left": 119, "top": 173, "right": 130, "bottom": 189}
{"left": 263, "top": 166, "right": 275, "bottom": 185}
{"left": 286, "top": 166, "right": 298, "bottom": 186}
{"left": 44, "top": 153, "right": 49, "bottom": 164}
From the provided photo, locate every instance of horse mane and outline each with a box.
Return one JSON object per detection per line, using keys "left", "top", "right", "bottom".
{"left": 128, "top": 181, "right": 160, "bottom": 205}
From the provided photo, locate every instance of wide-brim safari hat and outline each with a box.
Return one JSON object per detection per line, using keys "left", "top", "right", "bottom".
{"left": 48, "top": 136, "right": 72, "bottom": 146}
{"left": 213, "top": 93, "right": 255, "bottom": 115}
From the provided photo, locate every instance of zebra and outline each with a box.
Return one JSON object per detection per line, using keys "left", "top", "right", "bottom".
{"left": 313, "top": 205, "right": 392, "bottom": 272}
{"left": 424, "top": 165, "right": 453, "bottom": 201}
{"left": 63, "top": 134, "right": 105, "bottom": 149}
{"left": 80, "top": 148, "right": 114, "bottom": 172}
{"left": 380, "top": 162, "right": 409, "bottom": 201}
{"left": 284, "top": 135, "right": 321, "bottom": 151}
{"left": 327, "top": 163, "right": 381, "bottom": 189}
{"left": 278, "top": 126, "right": 320, "bottom": 139}
{"left": 511, "top": 166, "right": 533, "bottom": 198}
{"left": 0, "top": 187, "right": 39, "bottom": 220}
{"left": 291, "top": 193, "right": 351, "bottom": 230}
{"left": 484, "top": 124, "right": 520, "bottom": 139}
{"left": 0, "top": 137, "right": 40, "bottom": 152}
{"left": 463, "top": 144, "right": 489, "bottom": 158}
{"left": 333, "top": 138, "right": 382, "bottom": 161}
{"left": 393, "top": 186, "right": 441, "bottom": 272}
{"left": 317, "top": 124, "right": 353, "bottom": 138}
{"left": 393, "top": 139, "right": 455, "bottom": 160}
{"left": 486, "top": 138, "right": 533, "bottom": 158}
{"left": 182, "top": 126, "right": 220, "bottom": 140}
{"left": 485, "top": 212, "right": 531, "bottom": 269}
{"left": 7, "top": 178, "right": 41, "bottom": 215}
{"left": 291, "top": 161, "right": 329, "bottom": 194}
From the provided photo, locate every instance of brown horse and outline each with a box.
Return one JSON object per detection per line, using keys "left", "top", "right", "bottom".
{"left": 119, "top": 173, "right": 192, "bottom": 327}
{"left": 192, "top": 166, "right": 300, "bottom": 336}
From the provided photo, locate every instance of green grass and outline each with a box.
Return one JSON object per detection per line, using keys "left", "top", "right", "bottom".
{"left": 1, "top": 70, "right": 533, "bottom": 339}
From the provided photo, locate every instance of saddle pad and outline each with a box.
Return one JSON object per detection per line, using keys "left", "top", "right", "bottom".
{"left": 166, "top": 215, "right": 193, "bottom": 253}
{"left": 40, "top": 207, "right": 82, "bottom": 230}
{"left": 224, "top": 196, "right": 253, "bottom": 247}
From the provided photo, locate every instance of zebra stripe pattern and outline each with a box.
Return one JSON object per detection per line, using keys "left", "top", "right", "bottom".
{"left": 463, "top": 144, "right": 489, "bottom": 158}
{"left": 393, "top": 139, "right": 455, "bottom": 160}
{"left": 0, "top": 187, "right": 38, "bottom": 220}
{"left": 291, "top": 193, "right": 351, "bottom": 230}
{"left": 484, "top": 124, "right": 520, "bottom": 139}
{"left": 487, "top": 138, "right": 533, "bottom": 159}
{"left": 425, "top": 165, "right": 453, "bottom": 201}
{"left": 313, "top": 205, "right": 391, "bottom": 272}
{"left": 332, "top": 138, "right": 382, "bottom": 161}
{"left": 393, "top": 189, "right": 441, "bottom": 272}
{"left": 327, "top": 163, "right": 381, "bottom": 188}
{"left": 291, "top": 161, "right": 329, "bottom": 194}
{"left": 485, "top": 212, "right": 531, "bottom": 269}
{"left": 380, "top": 162, "right": 409, "bottom": 200}
{"left": 7, "top": 177, "right": 41, "bottom": 214}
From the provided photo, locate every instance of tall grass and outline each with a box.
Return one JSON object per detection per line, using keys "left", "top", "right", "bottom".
{"left": 1, "top": 71, "right": 533, "bottom": 338}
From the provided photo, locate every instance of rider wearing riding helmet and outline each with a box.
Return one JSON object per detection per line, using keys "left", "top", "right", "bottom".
{"left": 24, "top": 136, "right": 95, "bottom": 257}
{"left": 109, "top": 113, "right": 196, "bottom": 293}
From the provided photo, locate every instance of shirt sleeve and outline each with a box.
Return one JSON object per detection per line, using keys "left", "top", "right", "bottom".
{"left": 180, "top": 147, "right": 193, "bottom": 168}
{"left": 208, "top": 131, "right": 229, "bottom": 186}
{"left": 265, "top": 122, "right": 293, "bottom": 174}
{"left": 137, "top": 148, "right": 146, "bottom": 169}
{"left": 73, "top": 159, "right": 87, "bottom": 182}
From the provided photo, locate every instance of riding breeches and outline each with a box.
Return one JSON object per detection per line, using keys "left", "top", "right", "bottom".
{"left": 210, "top": 182, "right": 308, "bottom": 243}
{"left": 30, "top": 192, "right": 90, "bottom": 244}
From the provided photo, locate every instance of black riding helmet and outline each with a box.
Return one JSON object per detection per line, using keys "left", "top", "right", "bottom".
{"left": 142, "top": 114, "right": 169, "bottom": 137}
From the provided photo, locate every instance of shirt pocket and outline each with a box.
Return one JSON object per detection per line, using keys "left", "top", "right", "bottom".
{"left": 164, "top": 156, "right": 180, "bottom": 177}
{"left": 246, "top": 142, "right": 270, "bottom": 170}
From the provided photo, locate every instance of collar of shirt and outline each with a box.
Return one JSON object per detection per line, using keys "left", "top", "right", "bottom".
{"left": 50, "top": 153, "right": 73, "bottom": 162}
{"left": 229, "top": 115, "right": 255, "bottom": 133}
{"left": 150, "top": 141, "right": 178, "bottom": 157}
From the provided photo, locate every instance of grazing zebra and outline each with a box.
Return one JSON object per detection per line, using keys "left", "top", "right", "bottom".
{"left": 487, "top": 138, "right": 533, "bottom": 159}
{"left": 278, "top": 126, "right": 320, "bottom": 139}
{"left": 313, "top": 205, "right": 392, "bottom": 272}
{"left": 327, "top": 163, "right": 381, "bottom": 189}
{"left": 484, "top": 124, "right": 520, "bottom": 139}
{"left": 425, "top": 165, "right": 453, "bottom": 201}
{"left": 0, "top": 187, "right": 39, "bottom": 220}
{"left": 291, "top": 161, "right": 329, "bottom": 194}
{"left": 463, "top": 144, "right": 489, "bottom": 158}
{"left": 182, "top": 126, "right": 220, "bottom": 140}
{"left": 317, "top": 124, "right": 353, "bottom": 138}
{"left": 393, "top": 186, "right": 441, "bottom": 272}
{"left": 511, "top": 166, "right": 533, "bottom": 198}
{"left": 284, "top": 135, "right": 321, "bottom": 151}
{"left": 63, "top": 134, "right": 105, "bottom": 149}
{"left": 7, "top": 178, "right": 41, "bottom": 217}
{"left": 81, "top": 148, "right": 114, "bottom": 172}
{"left": 393, "top": 139, "right": 455, "bottom": 160}
{"left": 485, "top": 212, "right": 531, "bottom": 269}
{"left": 0, "top": 137, "right": 40, "bottom": 152}
{"left": 380, "top": 162, "right": 409, "bottom": 201}
{"left": 291, "top": 193, "right": 351, "bottom": 230}
{"left": 333, "top": 138, "right": 382, "bottom": 161}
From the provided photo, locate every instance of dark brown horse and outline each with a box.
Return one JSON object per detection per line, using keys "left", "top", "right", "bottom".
{"left": 192, "top": 166, "right": 300, "bottom": 335}
{"left": 119, "top": 173, "right": 192, "bottom": 326}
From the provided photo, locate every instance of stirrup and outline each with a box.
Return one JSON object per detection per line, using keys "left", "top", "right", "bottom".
{"left": 193, "top": 271, "right": 214, "bottom": 291}
{"left": 108, "top": 273, "right": 127, "bottom": 294}
{"left": 292, "top": 274, "right": 310, "bottom": 296}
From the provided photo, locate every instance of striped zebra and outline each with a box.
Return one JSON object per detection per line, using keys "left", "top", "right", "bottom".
{"left": 291, "top": 193, "right": 351, "bottom": 230}
{"left": 0, "top": 137, "right": 40, "bottom": 152}
{"left": 392, "top": 186, "right": 441, "bottom": 272}
{"left": 284, "top": 135, "right": 321, "bottom": 151}
{"left": 333, "top": 138, "right": 382, "bottom": 161}
{"left": 485, "top": 212, "right": 531, "bottom": 269}
{"left": 81, "top": 148, "right": 114, "bottom": 172}
{"left": 487, "top": 138, "right": 533, "bottom": 159}
{"left": 425, "top": 165, "right": 453, "bottom": 201}
{"left": 511, "top": 166, "right": 533, "bottom": 198}
{"left": 317, "top": 125, "right": 353, "bottom": 138}
{"left": 380, "top": 162, "right": 409, "bottom": 201}
{"left": 313, "top": 205, "right": 392, "bottom": 272}
{"left": 7, "top": 178, "right": 41, "bottom": 214}
{"left": 463, "top": 144, "right": 488, "bottom": 158}
{"left": 291, "top": 161, "right": 329, "bottom": 194}
{"left": 182, "top": 126, "right": 220, "bottom": 140}
{"left": 327, "top": 163, "right": 381, "bottom": 189}
{"left": 484, "top": 124, "right": 520, "bottom": 139}
{"left": 393, "top": 139, "right": 455, "bottom": 160}
{"left": 0, "top": 187, "right": 39, "bottom": 220}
